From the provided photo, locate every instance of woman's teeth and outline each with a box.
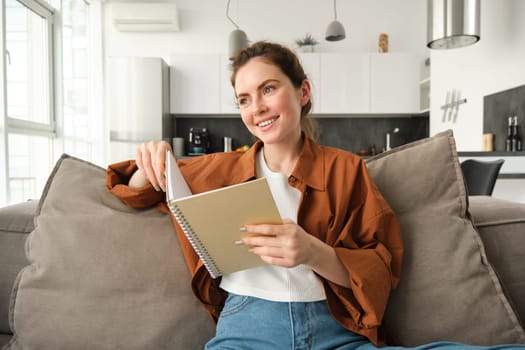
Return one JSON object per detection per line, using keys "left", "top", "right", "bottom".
{"left": 258, "top": 118, "right": 276, "bottom": 127}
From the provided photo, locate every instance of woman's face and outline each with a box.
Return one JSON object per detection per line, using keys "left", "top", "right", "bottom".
{"left": 234, "top": 57, "right": 310, "bottom": 146}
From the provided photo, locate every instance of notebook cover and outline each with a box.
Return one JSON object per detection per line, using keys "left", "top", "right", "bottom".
{"left": 166, "top": 152, "right": 282, "bottom": 276}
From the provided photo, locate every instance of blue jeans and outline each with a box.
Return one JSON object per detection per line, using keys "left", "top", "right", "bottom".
{"left": 205, "top": 293, "right": 525, "bottom": 350}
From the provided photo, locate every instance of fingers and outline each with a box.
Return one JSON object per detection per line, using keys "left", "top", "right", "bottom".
{"left": 241, "top": 218, "right": 295, "bottom": 238}
{"left": 240, "top": 220, "right": 311, "bottom": 268}
{"left": 136, "top": 144, "right": 158, "bottom": 191}
{"left": 249, "top": 242, "right": 300, "bottom": 268}
{"left": 240, "top": 222, "right": 296, "bottom": 249}
{"left": 136, "top": 140, "right": 172, "bottom": 192}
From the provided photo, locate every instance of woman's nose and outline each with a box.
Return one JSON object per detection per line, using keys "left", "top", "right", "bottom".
{"left": 252, "top": 96, "right": 267, "bottom": 116}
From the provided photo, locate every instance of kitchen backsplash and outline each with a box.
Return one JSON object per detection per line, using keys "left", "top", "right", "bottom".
{"left": 172, "top": 115, "right": 429, "bottom": 155}
{"left": 484, "top": 84, "right": 525, "bottom": 151}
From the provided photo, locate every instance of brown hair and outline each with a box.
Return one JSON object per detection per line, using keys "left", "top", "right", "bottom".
{"left": 230, "top": 41, "right": 319, "bottom": 142}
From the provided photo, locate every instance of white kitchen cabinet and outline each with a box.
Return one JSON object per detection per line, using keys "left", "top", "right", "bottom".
{"left": 297, "top": 53, "right": 322, "bottom": 114}
{"left": 170, "top": 54, "right": 221, "bottom": 114}
{"left": 219, "top": 55, "right": 238, "bottom": 114}
{"left": 369, "top": 53, "right": 420, "bottom": 114}
{"left": 319, "top": 53, "right": 370, "bottom": 114}
{"left": 170, "top": 52, "right": 421, "bottom": 116}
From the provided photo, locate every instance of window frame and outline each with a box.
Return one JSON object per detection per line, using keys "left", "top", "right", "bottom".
{"left": 1, "top": 0, "right": 57, "bottom": 205}
{"left": 6, "top": 0, "right": 56, "bottom": 136}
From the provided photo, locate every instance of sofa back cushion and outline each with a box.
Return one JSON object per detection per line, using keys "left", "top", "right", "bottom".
{"left": 0, "top": 201, "right": 36, "bottom": 335}
{"left": 7, "top": 155, "right": 214, "bottom": 349}
{"left": 366, "top": 130, "right": 525, "bottom": 345}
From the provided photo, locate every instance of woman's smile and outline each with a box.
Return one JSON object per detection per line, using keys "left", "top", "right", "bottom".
{"left": 257, "top": 117, "right": 279, "bottom": 128}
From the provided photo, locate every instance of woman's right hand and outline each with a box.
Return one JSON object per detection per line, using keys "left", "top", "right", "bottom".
{"left": 130, "top": 140, "right": 172, "bottom": 192}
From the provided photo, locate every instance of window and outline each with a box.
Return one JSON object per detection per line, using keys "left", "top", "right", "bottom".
{"left": 3, "top": 0, "right": 55, "bottom": 205}
{"left": 7, "top": 133, "right": 52, "bottom": 203}
{"left": 5, "top": 0, "right": 54, "bottom": 128}
{"left": 1, "top": 0, "right": 93, "bottom": 206}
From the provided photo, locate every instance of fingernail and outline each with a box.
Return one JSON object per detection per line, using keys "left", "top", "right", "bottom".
{"left": 152, "top": 184, "right": 160, "bottom": 191}
{"left": 234, "top": 240, "right": 244, "bottom": 245}
{"left": 240, "top": 226, "right": 247, "bottom": 232}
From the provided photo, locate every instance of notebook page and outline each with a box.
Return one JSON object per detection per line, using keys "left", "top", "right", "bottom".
{"left": 165, "top": 151, "right": 192, "bottom": 201}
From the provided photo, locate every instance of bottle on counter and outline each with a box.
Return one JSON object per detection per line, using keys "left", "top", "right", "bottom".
{"left": 512, "top": 116, "right": 522, "bottom": 152}
{"left": 368, "top": 144, "right": 377, "bottom": 156}
{"left": 505, "top": 116, "right": 513, "bottom": 152}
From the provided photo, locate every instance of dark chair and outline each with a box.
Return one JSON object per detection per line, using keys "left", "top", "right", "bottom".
{"left": 460, "top": 159, "right": 504, "bottom": 196}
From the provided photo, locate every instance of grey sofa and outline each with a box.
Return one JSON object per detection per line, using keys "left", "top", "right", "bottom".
{"left": 1, "top": 131, "right": 525, "bottom": 348}
{"left": 1, "top": 196, "right": 525, "bottom": 348}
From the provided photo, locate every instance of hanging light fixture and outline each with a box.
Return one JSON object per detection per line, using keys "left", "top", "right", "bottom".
{"left": 427, "top": 0, "right": 480, "bottom": 49}
{"left": 325, "top": 0, "right": 346, "bottom": 41}
{"left": 226, "top": 0, "right": 248, "bottom": 58}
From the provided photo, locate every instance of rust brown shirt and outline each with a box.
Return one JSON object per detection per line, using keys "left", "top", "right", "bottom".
{"left": 106, "top": 136, "right": 403, "bottom": 345}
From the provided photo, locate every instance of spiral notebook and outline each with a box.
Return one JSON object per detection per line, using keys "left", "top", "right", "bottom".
{"left": 165, "top": 151, "right": 282, "bottom": 278}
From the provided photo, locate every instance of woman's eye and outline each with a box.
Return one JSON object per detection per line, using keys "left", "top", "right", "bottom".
{"left": 238, "top": 97, "right": 250, "bottom": 107}
{"left": 263, "top": 86, "right": 275, "bottom": 94}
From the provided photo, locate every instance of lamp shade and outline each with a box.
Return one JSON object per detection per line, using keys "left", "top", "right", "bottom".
{"left": 427, "top": 0, "right": 480, "bottom": 49}
{"left": 325, "top": 20, "right": 346, "bottom": 41}
{"left": 229, "top": 29, "right": 248, "bottom": 58}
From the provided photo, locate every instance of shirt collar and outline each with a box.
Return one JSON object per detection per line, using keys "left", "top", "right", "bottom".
{"left": 228, "top": 141, "right": 262, "bottom": 184}
{"left": 291, "top": 134, "right": 325, "bottom": 192}
{"left": 233, "top": 134, "right": 325, "bottom": 192}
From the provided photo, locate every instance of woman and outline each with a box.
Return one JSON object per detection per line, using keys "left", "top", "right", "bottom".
{"left": 106, "top": 42, "right": 524, "bottom": 349}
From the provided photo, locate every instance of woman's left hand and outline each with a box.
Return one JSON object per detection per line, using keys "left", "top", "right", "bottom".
{"left": 240, "top": 218, "right": 319, "bottom": 268}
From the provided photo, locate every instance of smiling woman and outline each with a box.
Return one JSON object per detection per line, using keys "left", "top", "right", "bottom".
{"left": 111, "top": 40, "right": 405, "bottom": 347}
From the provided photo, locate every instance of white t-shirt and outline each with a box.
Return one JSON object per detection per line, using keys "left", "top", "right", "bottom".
{"left": 219, "top": 149, "right": 326, "bottom": 302}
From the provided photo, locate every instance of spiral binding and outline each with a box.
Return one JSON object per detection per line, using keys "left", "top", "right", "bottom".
{"left": 168, "top": 202, "right": 221, "bottom": 279}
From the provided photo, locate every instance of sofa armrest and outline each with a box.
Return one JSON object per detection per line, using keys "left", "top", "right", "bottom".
{"left": 0, "top": 200, "right": 38, "bottom": 337}
{"left": 469, "top": 196, "right": 525, "bottom": 327}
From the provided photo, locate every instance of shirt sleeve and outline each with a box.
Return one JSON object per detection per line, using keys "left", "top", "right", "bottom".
{"left": 327, "top": 161, "right": 403, "bottom": 333}
{"left": 105, "top": 159, "right": 164, "bottom": 208}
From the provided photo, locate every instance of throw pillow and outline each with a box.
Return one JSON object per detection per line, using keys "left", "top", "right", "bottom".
{"left": 7, "top": 155, "right": 214, "bottom": 350}
{"left": 366, "top": 130, "right": 525, "bottom": 345}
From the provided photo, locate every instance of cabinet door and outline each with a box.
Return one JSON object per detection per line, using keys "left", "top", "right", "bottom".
{"left": 170, "top": 54, "right": 220, "bottom": 114}
{"left": 370, "top": 53, "right": 419, "bottom": 114}
{"left": 219, "top": 55, "right": 238, "bottom": 114}
{"left": 297, "top": 53, "right": 321, "bottom": 114}
{"left": 319, "top": 53, "right": 370, "bottom": 114}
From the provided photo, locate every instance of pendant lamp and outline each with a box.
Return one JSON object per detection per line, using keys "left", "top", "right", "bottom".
{"left": 226, "top": 0, "right": 248, "bottom": 58}
{"left": 325, "top": 0, "right": 346, "bottom": 42}
{"left": 427, "top": 0, "right": 480, "bottom": 49}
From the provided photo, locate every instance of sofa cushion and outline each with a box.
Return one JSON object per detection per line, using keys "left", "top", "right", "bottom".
{"left": 7, "top": 155, "right": 214, "bottom": 350}
{"left": 366, "top": 130, "right": 525, "bottom": 346}
{"left": 469, "top": 196, "right": 525, "bottom": 327}
{"left": 0, "top": 200, "right": 36, "bottom": 335}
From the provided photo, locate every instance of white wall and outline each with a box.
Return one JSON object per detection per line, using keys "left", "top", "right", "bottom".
{"left": 103, "top": 0, "right": 428, "bottom": 61}
{"left": 428, "top": 0, "right": 525, "bottom": 204}
{"left": 430, "top": 0, "right": 525, "bottom": 150}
